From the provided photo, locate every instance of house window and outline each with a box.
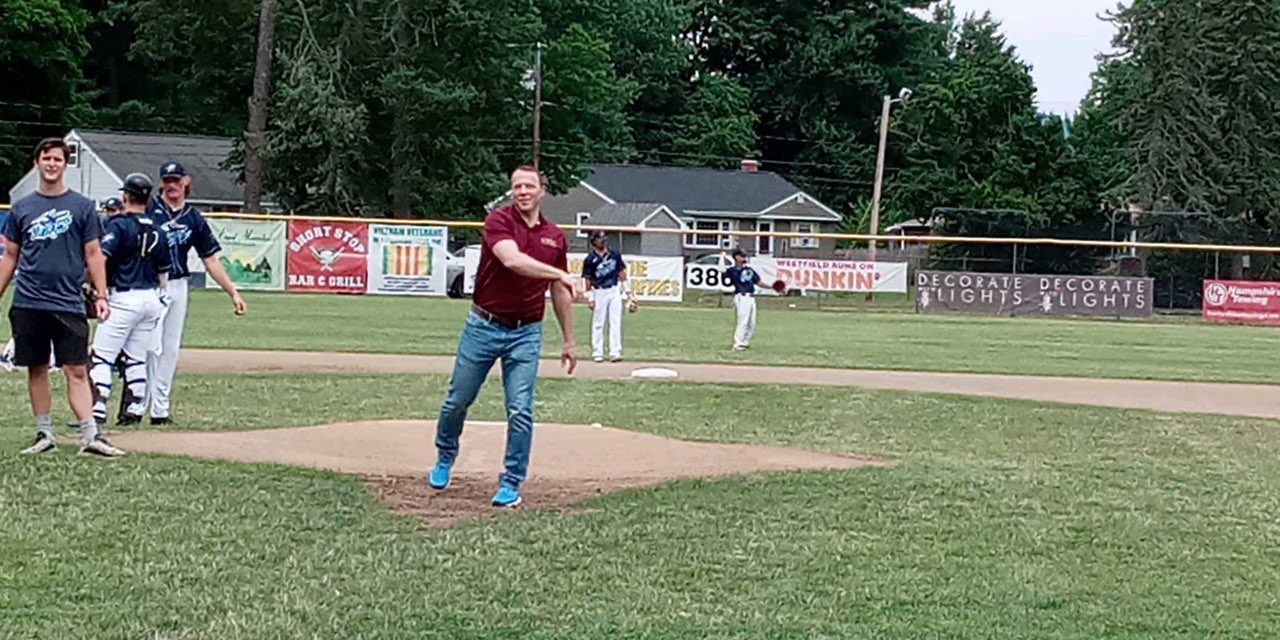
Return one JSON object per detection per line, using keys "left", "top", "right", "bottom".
{"left": 794, "top": 223, "right": 818, "bottom": 249}
{"left": 576, "top": 212, "right": 590, "bottom": 238}
{"left": 685, "top": 219, "right": 733, "bottom": 249}
{"left": 66, "top": 142, "right": 79, "bottom": 168}
{"left": 756, "top": 221, "right": 773, "bottom": 255}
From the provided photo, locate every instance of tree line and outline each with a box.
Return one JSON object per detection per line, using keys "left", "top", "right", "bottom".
{"left": 3, "top": 0, "right": 1278, "bottom": 290}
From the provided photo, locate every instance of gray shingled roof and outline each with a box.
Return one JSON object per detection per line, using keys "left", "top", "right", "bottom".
{"left": 588, "top": 203, "right": 668, "bottom": 227}
{"left": 77, "top": 130, "right": 245, "bottom": 203}
{"left": 583, "top": 164, "right": 802, "bottom": 217}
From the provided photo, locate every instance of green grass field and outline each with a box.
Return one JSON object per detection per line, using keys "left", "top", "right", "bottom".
{"left": 182, "top": 290, "right": 1280, "bottom": 384}
{"left": 2, "top": 373, "right": 1278, "bottom": 638}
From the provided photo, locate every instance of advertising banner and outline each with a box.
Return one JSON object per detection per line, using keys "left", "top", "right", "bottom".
{"left": 206, "top": 218, "right": 286, "bottom": 291}
{"left": 568, "top": 253, "right": 683, "bottom": 302}
{"left": 286, "top": 220, "right": 368, "bottom": 294}
{"left": 1203, "top": 280, "right": 1280, "bottom": 324}
{"left": 916, "top": 271, "right": 1154, "bottom": 318}
{"left": 367, "top": 225, "right": 447, "bottom": 296}
{"left": 775, "top": 259, "right": 908, "bottom": 293}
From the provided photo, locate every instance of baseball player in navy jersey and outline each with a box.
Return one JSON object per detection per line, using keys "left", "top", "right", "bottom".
{"left": 144, "top": 161, "right": 246, "bottom": 425}
{"left": 0, "top": 138, "right": 119, "bottom": 456}
{"left": 581, "top": 230, "right": 628, "bottom": 362}
{"left": 725, "top": 247, "right": 762, "bottom": 351}
{"left": 89, "top": 173, "right": 172, "bottom": 429}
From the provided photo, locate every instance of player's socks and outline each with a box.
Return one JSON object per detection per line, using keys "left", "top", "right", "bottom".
{"left": 79, "top": 417, "right": 100, "bottom": 444}
{"left": 35, "top": 413, "right": 54, "bottom": 441}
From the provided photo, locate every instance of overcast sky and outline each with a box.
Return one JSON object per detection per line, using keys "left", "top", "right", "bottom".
{"left": 944, "top": 0, "right": 1119, "bottom": 114}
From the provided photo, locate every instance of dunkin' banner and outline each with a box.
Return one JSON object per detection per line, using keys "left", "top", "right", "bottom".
{"left": 776, "top": 259, "right": 908, "bottom": 293}
{"left": 1203, "top": 280, "right": 1280, "bottom": 324}
{"left": 568, "top": 253, "right": 683, "bottom": 302}
{"left": 207, "top": 218, "right": 286, "bottom": 291}
{"left": 916, "top": 271, "right": 1154, "bottom": 318}
{"left": 286, "top": 220, "right": 368, "bottom": 294}
{"left": 367, "top": 225, "right": 448, "bottom": 296}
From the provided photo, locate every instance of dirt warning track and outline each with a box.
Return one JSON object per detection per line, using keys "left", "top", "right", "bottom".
{"left": 181, "top": 348, "right": 1280, "bottom": 420}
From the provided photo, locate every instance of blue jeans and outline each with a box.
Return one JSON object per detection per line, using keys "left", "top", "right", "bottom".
{"left": 435, "top": 312, "right": 542, "bottom": 488}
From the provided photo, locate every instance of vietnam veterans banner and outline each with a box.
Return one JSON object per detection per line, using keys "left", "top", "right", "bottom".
{"left": 916, "top": 271, "right": 1154, "bottom": 318}
{"left": 286, "top": 220, "right": 368, "bottom": 294}
{"left": 568, "top": 253, "right": 683, "bottom": 302}
{"left": 367, "top": 225, "right": 448, "bottom": 296}
{"left": 775, "top": 259, "right": 908, "bottom": 293}
{"left": 1203, "top": 280, "right": 1280, "bottom": 324}
{"left": 206, "top": 218, "right": 285, "bottom": 291}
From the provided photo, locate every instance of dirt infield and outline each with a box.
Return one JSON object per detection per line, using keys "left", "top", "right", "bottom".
{"left": 182, "top": 349, "right": 1280, "bottom": 420}
{"left": 110, "top": 420, "right": 885, "bottom": 525}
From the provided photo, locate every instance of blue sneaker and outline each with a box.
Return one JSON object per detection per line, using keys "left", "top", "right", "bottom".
{"left": 428, "top": 461, "right": 452, "bottom": 490}
{"left": 491, "top": 483, "right": 522, "bottom": 507}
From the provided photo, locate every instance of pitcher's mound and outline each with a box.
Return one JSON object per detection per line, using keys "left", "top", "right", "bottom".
{"left": 110, "top": 421, "right": 887, "bottom": 525}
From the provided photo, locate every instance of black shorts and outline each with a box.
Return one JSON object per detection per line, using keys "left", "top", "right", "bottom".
{"left": 9, "top": 307, "right": 90, "bottom": 367}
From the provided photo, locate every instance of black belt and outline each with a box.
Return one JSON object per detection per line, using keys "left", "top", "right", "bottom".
{"left": 471, "top": 304, "right": 536, "bottom": 329}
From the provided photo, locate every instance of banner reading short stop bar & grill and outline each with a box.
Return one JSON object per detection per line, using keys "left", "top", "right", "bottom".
{"left": 286, "top": 220, "right": 369, "bottom": 294}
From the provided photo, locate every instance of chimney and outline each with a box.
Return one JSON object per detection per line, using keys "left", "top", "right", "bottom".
{"left": 740, "top": 158, "right": 760, "bottom": 173}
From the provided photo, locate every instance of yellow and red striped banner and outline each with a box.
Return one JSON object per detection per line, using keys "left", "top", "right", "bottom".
{"left": 383, "top": 244, "right": 432, "bottom": 277}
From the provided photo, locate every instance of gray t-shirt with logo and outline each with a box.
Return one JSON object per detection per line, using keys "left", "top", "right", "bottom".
{"left": 3, "top": 190, "right": 102, "bottom": 315}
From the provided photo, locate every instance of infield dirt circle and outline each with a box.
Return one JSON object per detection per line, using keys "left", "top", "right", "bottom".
{"left": 110, "top": 420, "right": 886, "bottom": 525}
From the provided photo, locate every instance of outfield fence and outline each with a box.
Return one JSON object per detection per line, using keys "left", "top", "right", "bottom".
{"left": 1, "top": 204, "right": 1276, "bottom": 316}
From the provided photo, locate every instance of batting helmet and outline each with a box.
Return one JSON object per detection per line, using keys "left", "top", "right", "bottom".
{"left": 121, "top": 173, "right": 153, "bottom": 200}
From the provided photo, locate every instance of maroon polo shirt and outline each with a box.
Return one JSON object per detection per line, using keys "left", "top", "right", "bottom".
{"left": 472, "top": 205, "right": 568, "bottom": 323}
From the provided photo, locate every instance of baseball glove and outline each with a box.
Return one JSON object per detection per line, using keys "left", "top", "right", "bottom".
{"left": 83, "top": 282, "right": 99, "bottom": 319}
{"left": 626, "top": 294, "right": 639, "bottom": 313}
{"left": 771, "top": 279, "right": 788, "bottom": 294}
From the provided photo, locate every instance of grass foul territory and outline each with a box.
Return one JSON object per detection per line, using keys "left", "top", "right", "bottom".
{"left": 0, "top": 373, "right": 1277, "bottom": 638}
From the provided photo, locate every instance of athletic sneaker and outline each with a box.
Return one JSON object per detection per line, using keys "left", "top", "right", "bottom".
{"left": 20, "top": 434, "right": 56, "bottom": 455}
{"left": 117, "top": 414, "right": 143, "bottom": 427}
{"left": 79, "top": 437, "right": 126, "bottom": 458}
{"left": 732, "top": 345, "right": 747, "bottom": 351}
{"left": 150, "top": 416, "right": 173, "bottom": 426}
{"left": 491, "top": 483, "right": 522, "bottom": 507}
{"left": 609, "top": 356, "right": 622, "bottom": 363}
{"left": 592, "top": 356, "right": 604, "bottom": 363}
{"left": 428, "top": 461, "right": 452, "bottom": 490}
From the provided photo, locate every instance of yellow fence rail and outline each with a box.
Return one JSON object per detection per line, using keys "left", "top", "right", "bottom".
{"left": 1, "top": 204, "right": 1276, "bottom": 255}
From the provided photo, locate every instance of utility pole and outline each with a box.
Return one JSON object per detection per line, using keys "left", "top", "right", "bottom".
{"left": 868, "top": 88, "right": 911, "bottom": 263}
{"left": 868, "top": 95, "right": 892, "bottom": 264}
{"left": 532, "top": 42, "right": 544, "bottom": 172}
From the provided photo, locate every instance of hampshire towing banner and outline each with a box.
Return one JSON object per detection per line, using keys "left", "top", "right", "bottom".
{"left": 1202, "top": 280, "right": 1280, "bottom": 324}
{"left": 367, "top": 225, "right": 448, "bottom": 296}
{"left": 286, "top": 220, "right": 369, "bottom": 294}
{"left": 567, "top": 253, "right": 683, "bottom": 302}
{"left": 775, "top": 258, "right": 908, "bottom": 293}
{"left": 207, "top": 218, "right": 286, "bottom": 291}
{"left": 916, "top": 271, "right": 1154, "bottom": 318}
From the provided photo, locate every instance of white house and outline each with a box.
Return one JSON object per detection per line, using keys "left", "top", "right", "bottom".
{"left": 8, "top": 129, "right": 274, "bottom": 210}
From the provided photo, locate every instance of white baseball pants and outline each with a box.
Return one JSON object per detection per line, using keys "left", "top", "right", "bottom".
{"left": 733, "top": 293, "right": 757, "bottom": 348}
{"left": 591, "top": 285, "right": 623, "bottom": 359}
{"left": 90, "top": 289, "right": 164, "bottom": 421}
{"left": 145, "top": 277, "right": 190, "bottom": 419}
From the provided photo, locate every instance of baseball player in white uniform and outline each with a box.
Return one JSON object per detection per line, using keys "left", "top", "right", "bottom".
{"left": 89, "top": 173, "right": 172, "bottom": 427}
{"left": 581, "top": 231, "right": 629, "bottom": 362}
{"left": 144, "top": 162, "right": 246, "bottom": 425}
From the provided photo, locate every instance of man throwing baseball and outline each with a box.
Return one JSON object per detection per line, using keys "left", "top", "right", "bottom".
{"left": 1, "top": 138, "right": 117, "bottom": 456}
{"left": 89, "top": 173, "right": 172, "bottom": 428}
{"left": 428, "top": 165, "right": 583, "bottom": 507}
{"left": 581, "top": 230, "right": 628, "bottom": 362}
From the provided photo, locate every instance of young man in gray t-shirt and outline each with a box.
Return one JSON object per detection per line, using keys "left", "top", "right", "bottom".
{"left": 0, "top": 138, "right": 122, "bottom": 457}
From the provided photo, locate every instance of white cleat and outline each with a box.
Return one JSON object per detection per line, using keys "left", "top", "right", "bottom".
{"left": 20, "top": 434, "right": 56, "bottom": 455}
{"left": 79, "top": 437, "right": 126, "bottom": 458}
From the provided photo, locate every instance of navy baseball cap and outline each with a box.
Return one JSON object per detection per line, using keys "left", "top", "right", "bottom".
{"left": 589, "top": 230, "right": 608, "bottom": 241}
{"left": 731, "top": 247, "right": 748, "bottom": 258}
{"left": 160, "top": 161, "right": 187, "bottom": 179}
{"left": 102, "top": 197, "right": 122, "bottom": 210}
